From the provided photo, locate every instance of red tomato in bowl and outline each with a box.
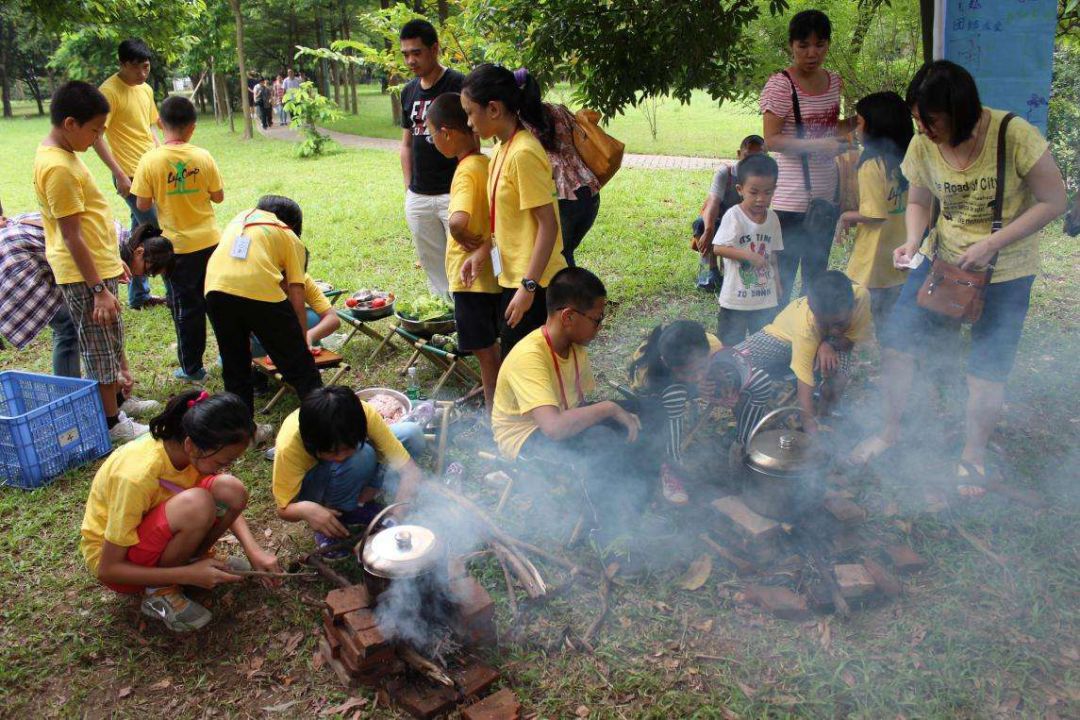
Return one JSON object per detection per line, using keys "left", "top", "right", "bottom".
{"left": 345, "top": 298, "right": 359, "bottom": 308}
{"left": 371, "top": 298, "right": 387, "bottom": 308}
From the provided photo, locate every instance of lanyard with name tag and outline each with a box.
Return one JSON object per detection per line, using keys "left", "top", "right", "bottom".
{"left": 488, "top": 129, "right": 520, "bottom": 279}
{"left": 230, "top": 209, "right": 288, "bottom": 261}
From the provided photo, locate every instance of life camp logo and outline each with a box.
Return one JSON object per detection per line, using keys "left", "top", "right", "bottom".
{"left": 166, "top": 160, "right": 201, "bottom": 196}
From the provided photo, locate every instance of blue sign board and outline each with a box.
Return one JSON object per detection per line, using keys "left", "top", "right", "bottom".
{"left": 940, "top": 0, "right": 1057, "bottom": 133}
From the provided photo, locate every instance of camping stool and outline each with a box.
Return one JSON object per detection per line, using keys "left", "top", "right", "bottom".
{"left": 252, "top": 350, "right": 350, "bottom": 414}
{"left": 392, "top": 325, "right": 481, "bottom": 400}
{"left": 332, "top": 307, "right": 399, "bottom": 360}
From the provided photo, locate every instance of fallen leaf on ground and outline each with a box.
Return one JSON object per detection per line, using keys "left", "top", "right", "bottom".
{"left": 678, "top": 554, "right": 712, "bottom": 591}
{"left": 575, "top": 705, "right": 589, "bottom": 718}
{"left": 841, "top": 670, "right": 857, "bottom": 687}
{"left": 692, "top": 619, "right": 714, "bottom": 633}
{"left": 118, "top": 687, "right": 132, "bottom": 699}
{"left": 737, "top": 681, "right": 757, "bottom": 698}
{"left": 320, "top": 697, "right": 368, "bottom": 716}
{"left": 246, "top": 656, "right": 265, "bottom": 678}
{"left": 149, "top": 678, "right": 171, "bottom": 690}
{"left": 817, "top": 620, "right": 832, "bottom": 651}
{"left": 312, "top": 651, "right": 326, "bottom": 671}
{"left": 282, "top": 631, "right": 304, "bottom": 655}
{"left": 263, "top": 701, "right": 299, "bottom": 713}
{"left": 883, "top": 501, "right": 900, "bottom": 517}
{"left": 264, "top": 528, "right": 273, "bottom": 538}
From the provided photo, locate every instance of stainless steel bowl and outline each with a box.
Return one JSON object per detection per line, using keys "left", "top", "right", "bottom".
{"left": 349, "top": 298, "right": 395, "bottom": 321}
{"left": 355, "top": 387, "right": 412, "bottom": 422}
{"left": 395, "top": 312, "right": 456, "bottom": 338}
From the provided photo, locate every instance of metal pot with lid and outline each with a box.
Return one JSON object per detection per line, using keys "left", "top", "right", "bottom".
{"left": 741, "top": 406, "right": 827, "bottom": 521}
{"left": 354, "top": 502, "right": 444, "bottom": 594}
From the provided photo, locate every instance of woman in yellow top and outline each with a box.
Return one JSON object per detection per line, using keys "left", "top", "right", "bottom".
{"left": 836, "top": 91, "right": 914, "bottom": 330}
{"left": 460, "top": 64, "right": 567, "bottom": 354}
{"left": 850, "top": 61, "right": 1067, "bottom": 495}
{"left": 81, "top": 389, "right": 279, "bottom": 632}
{"left": 204, "top": 195, "right": 321, "bottom": 415}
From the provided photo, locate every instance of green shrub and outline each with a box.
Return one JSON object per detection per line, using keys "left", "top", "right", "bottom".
{"left": 282, "top": 81, "right": 341, "bottom": 158}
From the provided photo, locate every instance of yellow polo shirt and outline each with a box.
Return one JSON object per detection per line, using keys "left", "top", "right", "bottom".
{"left": 447, "top": 154, "right": 499, "bottom": 294}
{"left": 99, "top": 73, "right": 159, "bottom": 177}
{"left": 488, "top": 129, "right": 566, "bottom": 288}
{"left": 492, "top": 327, "right": 596, "bottom": 459}
{"left": 205, "top": 209, "right": 305, "bottom": 303}
{"left": 764, "top": 284, "right": 873, "bottom": 387}
{"left": 33, "top": 145, "right": 123, "bottom": 284}
{"left": 131, "top": 142, "right": 223, "bottom": 254}
{"left": 271, "top": 404, "right": 411, "bottom": 509}
{"left": 303, "top": 274, "right": 332, "bottom": 314}
{"left": 80, "top": 436, "right": 201, "bottom": 574}
{"left": 846, "top": 158, "right": 908, "bottom": 289}
{"left": 902, "top": 108, "right": 1048, "bottom": 284}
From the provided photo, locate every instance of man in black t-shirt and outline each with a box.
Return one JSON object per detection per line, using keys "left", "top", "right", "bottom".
{"left": 399, "top": 19, "right": 464, "bottom": 296}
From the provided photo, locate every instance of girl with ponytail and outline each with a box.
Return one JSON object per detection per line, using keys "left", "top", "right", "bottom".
{"left": 460, "top": 64, "right": 568, "bottom": 354}
{"left": 120, "top": 222, "right": 175, "bottom": 279}
{"left": 81, "top": 389, "right": 279, "bottom": 633}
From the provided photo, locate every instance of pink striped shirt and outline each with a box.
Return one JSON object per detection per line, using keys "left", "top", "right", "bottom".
{"left": 759, "top": 71, "right": 842, "bottom": 213}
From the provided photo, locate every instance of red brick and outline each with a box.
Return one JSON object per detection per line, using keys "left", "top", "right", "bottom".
{"left": 461, "top": 689, "right": 521, "bottom": 720}
{"left": 326, "top": 585, "right": 372, "bottom": 617}
{"left": 833, "top": 564, "right": 876, "bottom": 599}
{"left": 323, "top": 625, "right": 342, "bottom": 659}
{"left": 342, "top": 608, "right": 378, "bottom": 634}
{"left": 387, "top": 677, "right": 459, "bottom": 719}
{"left": 711, "top": 496, "right": 781, "bottom": 543}
{"left": 452, "top": 662, "right": 500, "bottom": 699}
{"left": 823, "top": 496, "right": 867, "bottom": 525}
{"left": 338, "top": 625, "right": 392, "bottom": 670}
{"left": 451, "top": 576, "right": 496, "bottom": 645}
{"left": 883, "top": 545, "right": 927, "bottom": 574}
{"left": 744, "top": 584, "right": 812, "bottom": 621}
{"left": 863, "top": 559, "right": 902, "bottom": 597}
{"left": 319, "top": 637, "right": 358, "bottom": 689}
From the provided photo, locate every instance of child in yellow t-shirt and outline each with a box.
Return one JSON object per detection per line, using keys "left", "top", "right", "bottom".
{"left": 424, "top": 92, "right": 503, "bottom": 412}
{"left": 81, "top": 389, "right": 279, "bottom": 632}
{"left": 132, "top": 95, "right": 225, "bottom": 382}
{"left": 272, "top": 386, "right": 425, "bottom": 558}
{"left": 736, "top": 271, "right": 873, "bottom": 435}
{"left": 204, "top": 195, "right": 321, "bottom": 415}
{"left": 836, "top": 92, "right": 913, "bottom": 329}
{"left": 460, "top": 64, "right": 567, "bottom": 354}
{"left": 33, "top": 81, "right": 146, "bottom": 443}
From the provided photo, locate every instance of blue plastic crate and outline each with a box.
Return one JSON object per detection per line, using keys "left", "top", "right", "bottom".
{"left": 0, "top": 371, "right": 112, "bottom": 490}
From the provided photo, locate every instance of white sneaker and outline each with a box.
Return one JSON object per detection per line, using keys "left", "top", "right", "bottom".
{"left": 119, "top": 396, "right": 161, "bottom": 418}
{"left": 109, "top": 413, "right": 150, "bottom": 444}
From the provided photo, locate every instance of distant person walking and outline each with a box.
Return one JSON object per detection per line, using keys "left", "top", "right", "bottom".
{"left": 760, "top": 9, "right": 852, "bottom": 305}
{"left": 273, "top": 74, "right": 285, "bottom": 125}
{"left": 93, "top": 37, "right": 166, "bottom": 310}
{"left": 282, "top": 69, "right": 301, "bottom": 125}
{"left": 399, "top": 19, "right": 465, "bottom": 296}
{"left": 254, "top": 79, "right": 273, "bottom": 129}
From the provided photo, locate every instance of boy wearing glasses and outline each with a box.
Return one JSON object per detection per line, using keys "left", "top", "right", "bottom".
{"left": 492, "top": 267, "right": 647, "bottom": 549}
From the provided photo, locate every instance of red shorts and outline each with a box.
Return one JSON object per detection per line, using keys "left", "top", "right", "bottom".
{"left": 103, "top": 475, "right": 218, "bottom": 594}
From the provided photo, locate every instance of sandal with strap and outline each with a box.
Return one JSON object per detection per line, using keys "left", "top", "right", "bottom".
{"left": 956, "top": 461, "right": 989, "bottom": 499}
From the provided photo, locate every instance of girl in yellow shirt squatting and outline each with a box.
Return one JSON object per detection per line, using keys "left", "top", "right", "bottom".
{"left": 80, "top": 390, "right": 280, "bottom": 633}
{"left": 424, "top": 92, "right": 503, "bottom": 413}
{"left": 835, "top": 91, "right": 914, "bottom": 330}
{"left": 459, "top": 64, "right": 568, "bottom": 355}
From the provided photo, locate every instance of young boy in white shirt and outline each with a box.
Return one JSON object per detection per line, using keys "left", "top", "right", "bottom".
{"left": 712, "top": 153, "right": 784, "bottom": 346}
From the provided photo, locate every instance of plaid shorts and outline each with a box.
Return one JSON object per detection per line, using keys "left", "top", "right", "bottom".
{"left": 58, "top": 279, "right": 125, "bottom": 384}
{"left": 736, "top": 330, "right": 852, "bottom": 384}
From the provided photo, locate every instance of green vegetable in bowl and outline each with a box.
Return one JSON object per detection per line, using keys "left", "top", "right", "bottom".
{"left": 397, "top": 294, "right": 453, "bottom": 322}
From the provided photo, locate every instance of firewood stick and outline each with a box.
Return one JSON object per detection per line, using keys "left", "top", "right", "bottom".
{"left": 426, "top": 483, "right": 597, "bottom": 578}
{"left": 953, "top": 524, "right": 1008, "bottom": 567}
{"left": 699, "top": 533, "right": 755, "bottom": 576}
{"left": 305, "top": 554, "right": 352, "bottom": 589}
{"left": 567, "top": 513, "right": 586, "bottom": 546}
{"left": 583, "top": 564, "right": 614, "bottom": 645}
{"left": 680, "top": 402, "right": 716, "bottom": 453}
{"left": 492, "top": 542, "right": 544, "bottom": 598}
{"left": 494, "top": 472, "right": 515, "bottom": 515}
{"left": 398, "top": 645, "right": 455, "bottom": 688}
{"left": 435, "top": 401, "right": 452, "bottom": 476}
{"left": 224, "top": 569, "right": 319, "bottom": 579}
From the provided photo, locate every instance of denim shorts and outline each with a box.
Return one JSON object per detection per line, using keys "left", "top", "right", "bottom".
{"left": 880, "top": 258, "right": 1035, "bottom": 382}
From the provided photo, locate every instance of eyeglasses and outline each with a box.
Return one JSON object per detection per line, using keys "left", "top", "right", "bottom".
{"left": 572, "top": 309, "right": 604, "bottom": 328}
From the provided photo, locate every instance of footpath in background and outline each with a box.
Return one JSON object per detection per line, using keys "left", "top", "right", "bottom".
{"left": 258, "top": 123, "right": 729, "bottom": 171}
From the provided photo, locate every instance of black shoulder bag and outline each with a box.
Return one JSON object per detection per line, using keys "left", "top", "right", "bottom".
{"left": 782, "top": 71, "right": 841, "bottom": 239}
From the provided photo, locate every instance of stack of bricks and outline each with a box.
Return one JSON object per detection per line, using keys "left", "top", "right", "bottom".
{"left": 319, "top": 584, "right": 402, "bottom": 688}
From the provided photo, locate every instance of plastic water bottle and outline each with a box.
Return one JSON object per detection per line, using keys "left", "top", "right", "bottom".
{"left": 405, "top": 367, "right": 420, "bottom": 401}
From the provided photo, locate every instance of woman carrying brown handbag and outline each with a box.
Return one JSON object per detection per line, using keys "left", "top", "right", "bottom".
{"left": 849, "top": 61, "right": 1067, "bottom": 496}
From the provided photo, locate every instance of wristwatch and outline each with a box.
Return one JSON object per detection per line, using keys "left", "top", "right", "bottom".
{"left": 90, "top": 282, "right": 106, "bottom": 295}
{"left": 521, "top": 278, "right": 539, "bottom": 293}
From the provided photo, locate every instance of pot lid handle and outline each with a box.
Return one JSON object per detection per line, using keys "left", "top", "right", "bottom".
{"left": 744, "top": 405, "right": 808, "bottom": 456}
{"left": 354, "top": 501, "right": 411, "bottom": 565}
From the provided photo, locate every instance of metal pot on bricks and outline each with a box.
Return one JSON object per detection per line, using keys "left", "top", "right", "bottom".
{"left": 740, "top": 406, "right": 827, "bottom": 522}
{"left": 355, "top": 502, "right": 444, "bottom": 597}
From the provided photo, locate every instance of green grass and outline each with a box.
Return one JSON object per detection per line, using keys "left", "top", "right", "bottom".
{"left": 1, "top": 114, "right": 1077, "bottom": 719}
{"left": 323, "top": 83, "right": 761, "bottom": 158}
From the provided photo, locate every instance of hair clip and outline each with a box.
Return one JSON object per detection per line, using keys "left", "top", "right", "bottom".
{"left": 187, "top": 390, "right": 210, "bottom": 408}
{"left": 513, "top": 67, "right": 528, "bottom": 89}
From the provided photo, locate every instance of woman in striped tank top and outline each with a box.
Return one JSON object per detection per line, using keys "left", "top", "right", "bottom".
{"left": 759, "top": 9, "right": 854, "bottom": 305}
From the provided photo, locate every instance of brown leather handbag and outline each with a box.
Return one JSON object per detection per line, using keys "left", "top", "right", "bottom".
{"left": 916, "top": 113, "right": 1014, "bottom": 323}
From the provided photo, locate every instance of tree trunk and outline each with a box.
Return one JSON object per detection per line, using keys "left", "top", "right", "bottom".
{"left": 848, "top": 1, "right": 879, "bottom": 59}
{"left": 211, "top": 57, "right": 222, "bottom": 122}
{"left": 343, "top": 8, "right": 357, "bottom": 116}
{"left": 437, "top": 0, "right": 448, "bottom": 23}
{"left": 920, "top": 0, "right": 934, "bottom": 63}
{"left": 0, "top": 15, "right": 12, "bottom": 118}
{"left": 315, "top": 13, "right": 330, "bottom": 97}
{"left": 27, "top": 73, "right": 44, "bottom": 115}
{"left": 413, "top": 1, "right": 424, "bottom": 13}
{"left": 228, "top": 0, "right": 253, "bottom": 139}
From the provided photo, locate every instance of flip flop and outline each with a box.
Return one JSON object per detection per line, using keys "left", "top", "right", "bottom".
{"left": 845, "top": 435, "right": 894, "bottom": 467}
{"left": 956, "top": 461, "right": 989, "bottom": 499}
